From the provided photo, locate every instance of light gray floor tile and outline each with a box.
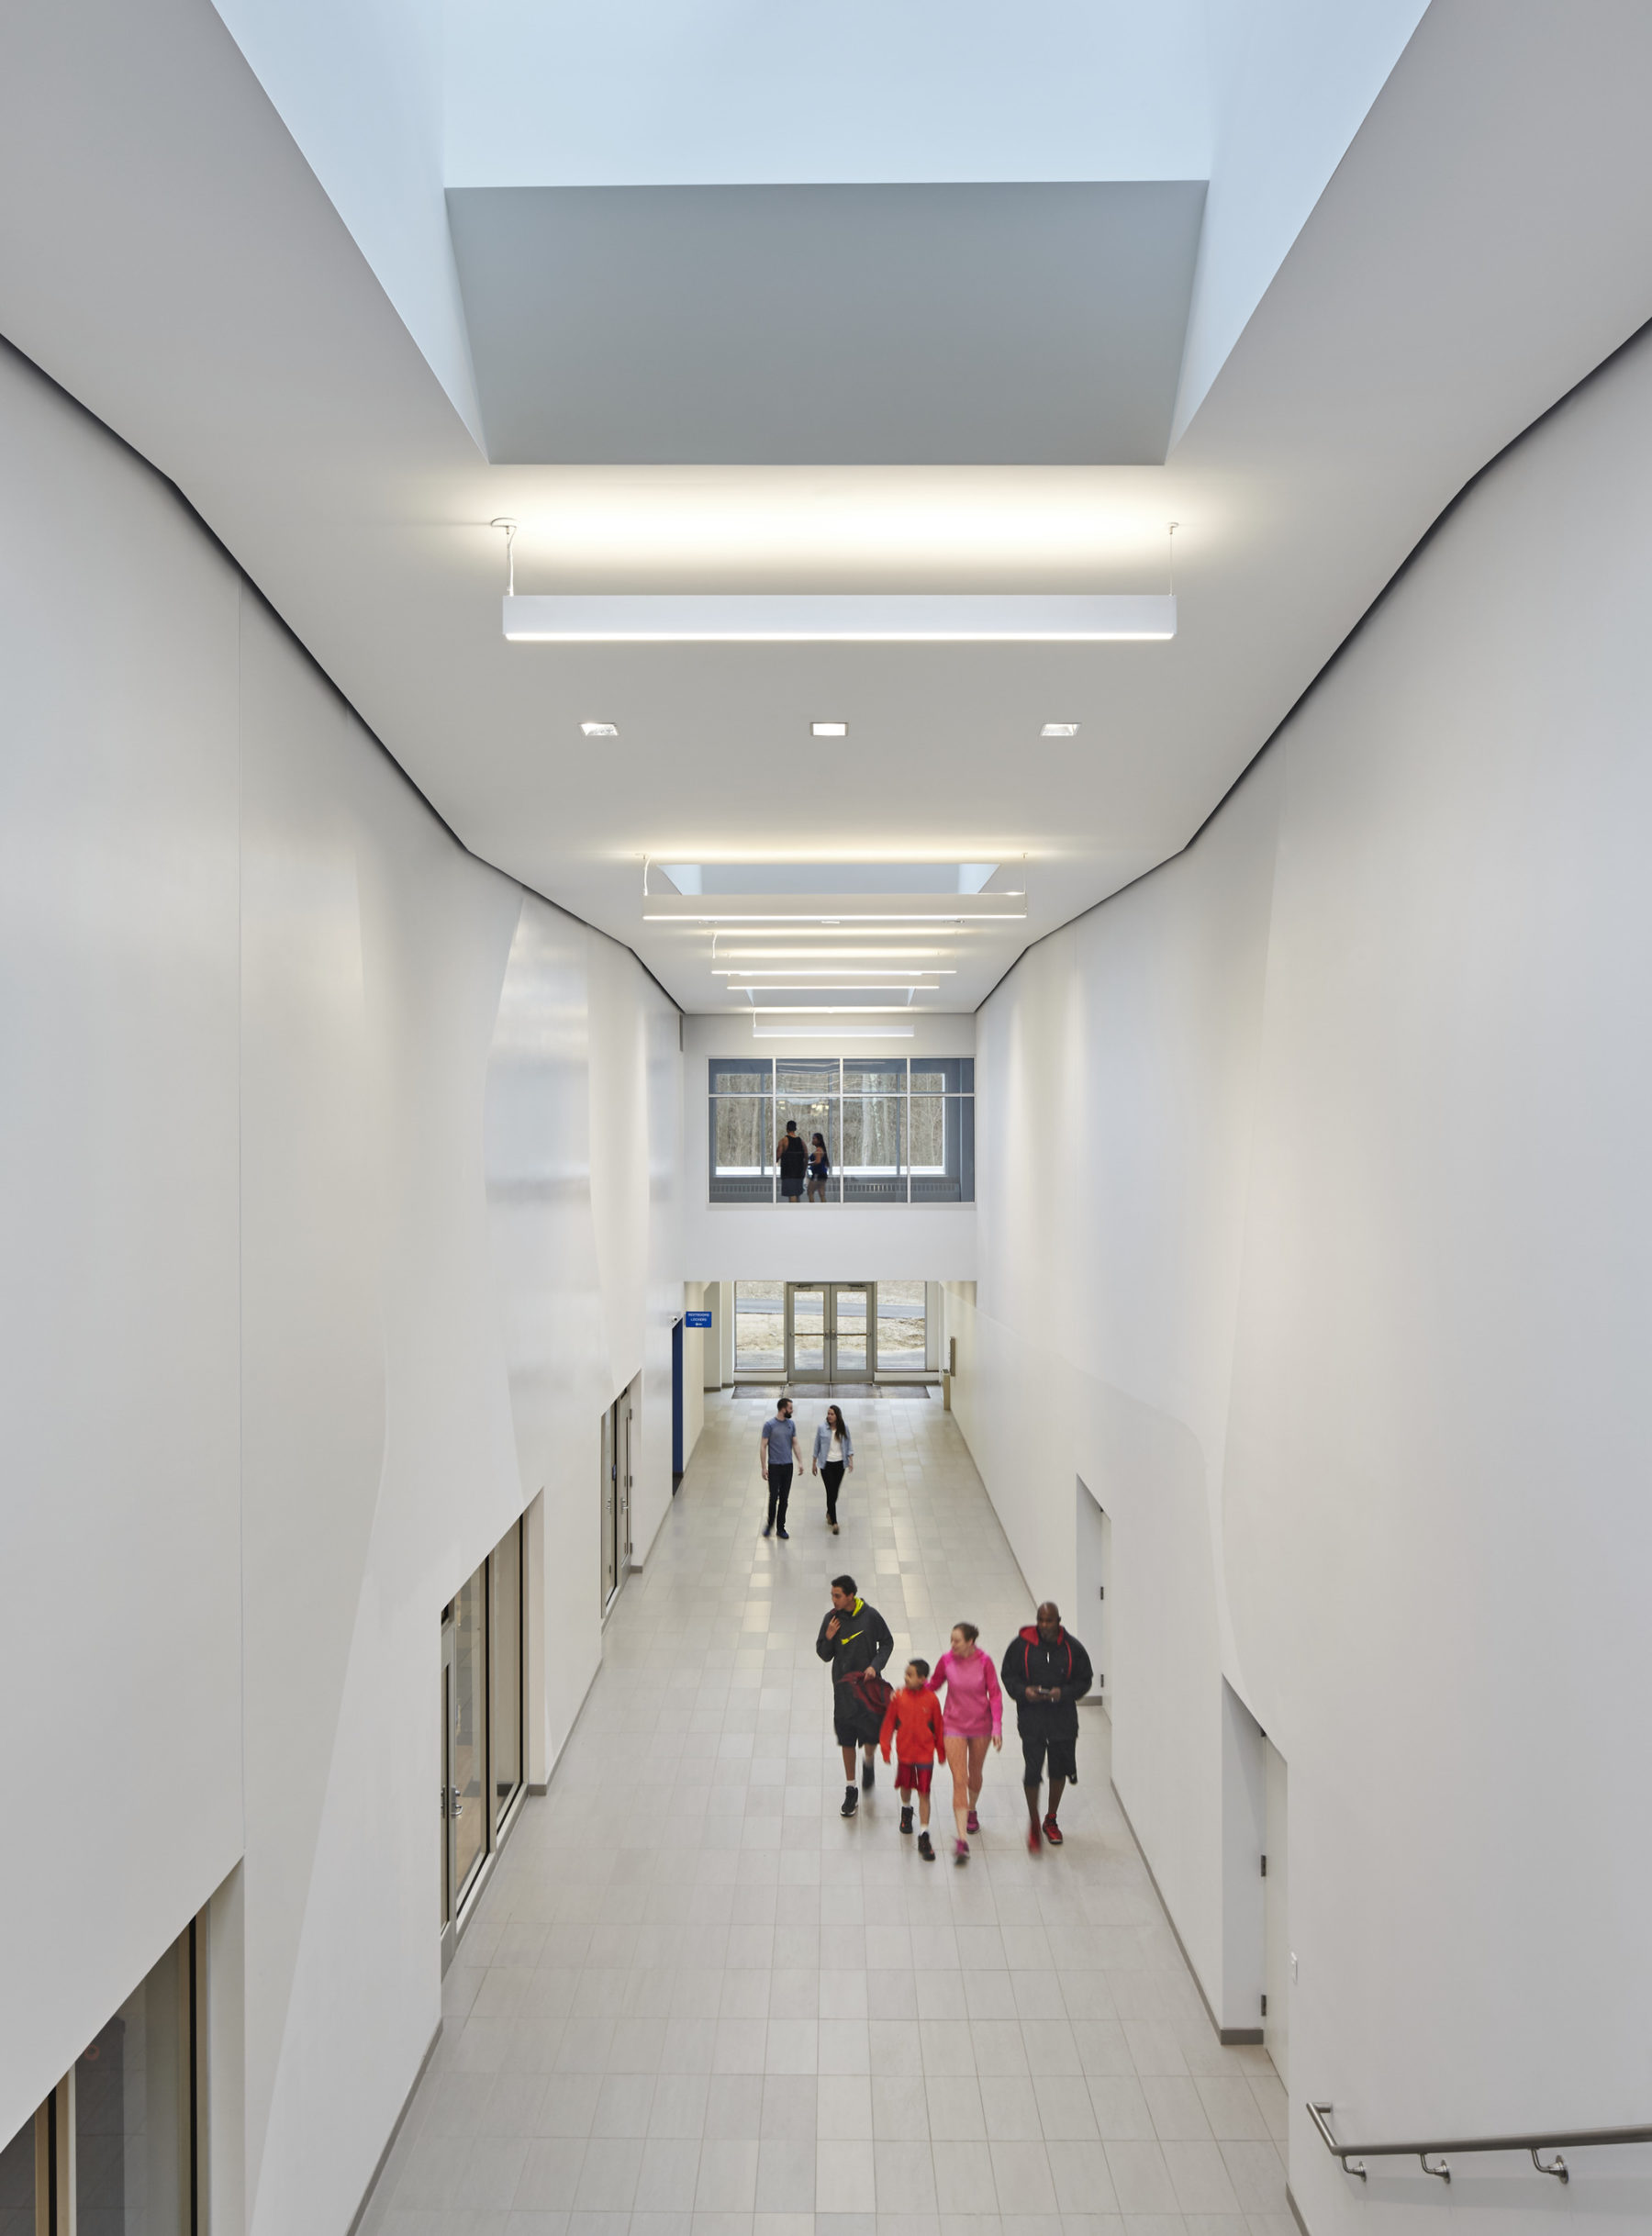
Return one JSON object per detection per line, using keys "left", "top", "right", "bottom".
{"left": 876, "top": 2140, "right": 942, "bottom": 2213}
{"left": 1101, "top": 2142, "right": 1178, "bottom": 2217}
{"left": 696, "top": 2140, "right": 761, "bottom": 2213}
{"left": 817, "top": 2138, "right": 879, "bottom": 2213}
{"left": 371, "top": 1400, "right": 1288, "bottom": 2236}
{"left": 1034, "top": 2078, "right": 1100, "bottom": 2142}
{"left": 754, "top": 2140, "right": 817, "bottom": 2212}
{"left": 988, "top": 2141, "right": 1058, "bottom": 2215}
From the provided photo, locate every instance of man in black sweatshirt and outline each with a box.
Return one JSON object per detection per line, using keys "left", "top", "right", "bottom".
{"left": 816, "top": 1573, "right": 895, "bottom": 1817}
{"left": 1001, "top": 1602, "right": 1093, "bottom": 1850}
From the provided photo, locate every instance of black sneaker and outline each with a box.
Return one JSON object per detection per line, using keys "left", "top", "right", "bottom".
{"left": 899, "top": 1805, "right": 914, "bottom": 1835}
{"left": 862, "top": 1757, "right": 875, "bottom": 1790}
{"left": 762, "top": 1524, "right": 772, "bottom": 1537}
{"left": 776, "top": 1527, "right": 789, "bottom": 1538}
{"left": 841, "top": 1785, "right": 858, "bottom": 1818}
{"left": 918, "top": 1830, "right": 935, "bottom": 1861}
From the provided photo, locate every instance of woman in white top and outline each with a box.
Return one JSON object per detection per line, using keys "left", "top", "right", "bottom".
{"left": 810, "top": 1404, "right": 854, "bottom": 1533}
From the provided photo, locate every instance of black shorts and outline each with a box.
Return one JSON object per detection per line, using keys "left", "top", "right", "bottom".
{"left": 834, "top": 1683, "right": 882, "bottom": 1747}
{"left": 1021, "top": 1727, "right": 1077, "bottom": 1785}
{"left": 780, "top": 1176, "right": 804, "bottom": 1199}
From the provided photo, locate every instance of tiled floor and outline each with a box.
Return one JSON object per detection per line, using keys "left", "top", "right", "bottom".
{"left": 365, "top": 1392, "right": 1291, "bottom": 2236}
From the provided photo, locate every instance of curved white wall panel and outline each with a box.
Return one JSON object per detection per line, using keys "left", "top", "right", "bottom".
{"left": 0, "top": 341, "right": 683, "bottom": 2230}
{"left": 958, "top": 329, "right": 1652, "bottom": 2229}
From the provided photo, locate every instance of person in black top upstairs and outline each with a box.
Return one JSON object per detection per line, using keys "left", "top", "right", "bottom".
{"left": 816, "top": 1573, "right": 895, "bottom": 1817}
{"left": 776, "top": 1120, "right": 808, "bottom": 1204}
{"left": 1001, "top": 1601, "right": 1093, "bottom": 1850}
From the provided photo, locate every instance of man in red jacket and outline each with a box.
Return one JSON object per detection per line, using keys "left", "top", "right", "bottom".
{"left": 879, "top": 1658, "right": 946, "bottom": 1860}
{"left": 1001, "top": 1603, "right": 1093, "bottom": 1850}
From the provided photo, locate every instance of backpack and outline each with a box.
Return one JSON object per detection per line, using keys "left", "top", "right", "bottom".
{"left": 840, "top": 1666, "right": 893, "bottom": 1720}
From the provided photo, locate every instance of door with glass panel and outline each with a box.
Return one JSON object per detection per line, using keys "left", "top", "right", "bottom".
{"left": 441, "top": 1517, "right": 527, "bottom": 1972}
{"left": 785, "top": 1282, "right": 875, "bottom": 1382}
{"left": 787, "top": 1285, "right": 827, "bottom": 1381}
{"left": 1, "top": 1919, "right": 205, "bottom": 2234}
{"left": 440, "top": 1570, "right": 486, "bottom": 1972}
{"left": 601, "top": 1379, "right": 636, "bottom": 1615}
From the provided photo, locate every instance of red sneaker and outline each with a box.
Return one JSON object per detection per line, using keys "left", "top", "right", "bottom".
{"left": 1026, "top": 1823, "right": 1043, "bottom": 1853}
{"left": 1042, "top": 1815, "right": 1064, "bottom": 1845}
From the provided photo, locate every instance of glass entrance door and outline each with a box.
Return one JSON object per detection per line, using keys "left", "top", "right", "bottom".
{"left": 784, "top": 1284, "right": 876, "bottom": 1383}
{"left": 787, "top": 1287, "right": 828, "bottom": 1380}
{"left": 832, "top": 1287, "right": 871, "bottom": 1379}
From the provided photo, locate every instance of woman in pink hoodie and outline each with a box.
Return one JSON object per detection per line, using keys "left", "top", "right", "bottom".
{"left": 928, "top": 1623, "right": 1002, "bottom": 1862}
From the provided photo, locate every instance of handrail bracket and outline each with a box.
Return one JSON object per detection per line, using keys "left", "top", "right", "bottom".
{"left": 1310, "top": 2099, "right": 1647, "bottom": 2186}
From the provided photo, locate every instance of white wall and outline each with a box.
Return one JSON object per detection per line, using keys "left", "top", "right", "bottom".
{"left": 0, "top": 341, "right": 683, "bottom": 2227}
{"left": 956, "top": 330, "right": 1652, "bottom": 2227}
{"left": 1, "top": 345, "right": 244, "bottom": 2130}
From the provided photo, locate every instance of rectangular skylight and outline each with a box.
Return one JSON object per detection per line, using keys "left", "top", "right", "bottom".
{"left": 656, "top": 862, "right": 998, "bottom": 897}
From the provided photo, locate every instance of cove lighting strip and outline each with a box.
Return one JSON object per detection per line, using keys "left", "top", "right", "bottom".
{"left": 505, "top": 593, "right": 1176, "bottom": 643}
{"left": 753, "top": 1028, "right": 913, "bottom": 1039}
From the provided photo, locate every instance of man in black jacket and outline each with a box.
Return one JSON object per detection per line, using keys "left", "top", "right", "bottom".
{"left": 1001, "top": 1602, "right": 1093, "bottom": 1850}
{"left": 816, "top": 1573, "right": 895, "bottom": 1818}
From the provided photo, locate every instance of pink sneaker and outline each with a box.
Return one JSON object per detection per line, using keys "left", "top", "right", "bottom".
{"left": 966, "top": 1809, "right": 980, "bottom": 1835}
{"left": 954, "top": 1839, "right": 969, "bottom": 1865}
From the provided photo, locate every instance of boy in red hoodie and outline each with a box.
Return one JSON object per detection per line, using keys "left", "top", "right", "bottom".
{"left": 879, "top": 1658, "right": 947, "bottom": 1861}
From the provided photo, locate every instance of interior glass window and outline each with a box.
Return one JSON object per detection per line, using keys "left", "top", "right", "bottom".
{"left": 75, "top": 1933, "right": 190, "bottom": 2236}
{"left": 735, "top": 1280, "right": 785, "bottom": 1371}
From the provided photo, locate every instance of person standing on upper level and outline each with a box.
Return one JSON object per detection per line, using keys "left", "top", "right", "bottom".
{"left": 776, "top": 1121, "right": 808, "bottom": 1203}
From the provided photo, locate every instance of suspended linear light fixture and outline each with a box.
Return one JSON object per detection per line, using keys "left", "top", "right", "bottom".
{"left": 494, "top": 520, "right": 1181, "bottom": 643}
{"left": 505, "top": 592, "right": 1174, "bottom": 643}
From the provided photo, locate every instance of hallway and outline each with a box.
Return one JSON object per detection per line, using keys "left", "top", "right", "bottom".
{"left": 367, "top": 1396, "right": 1290, "bottom": 2235}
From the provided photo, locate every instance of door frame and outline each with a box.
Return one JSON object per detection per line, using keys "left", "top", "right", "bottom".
{"left": 440, "top": 1518, "right": 530, "bottom": 1975}
{"left": 784, "top": 1281, "right": 876, "bottom": 1384}
{"left": 440, "top": 1607, "right": 456, "bottom": 1973}
{"left": 601, "top": 1377, "right": 638, "bottom": 1617}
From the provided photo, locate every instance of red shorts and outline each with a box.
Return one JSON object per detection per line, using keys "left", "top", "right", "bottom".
{"left": 894, "top": 1761, "right": 934, "bottom": 1794}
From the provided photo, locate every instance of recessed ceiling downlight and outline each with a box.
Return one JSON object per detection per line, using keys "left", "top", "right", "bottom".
{"left": 1041, "top": 722, "right": 1079, "bottom": 738}
{"left": 811, "top": 721, "right": 848, "bottom": 738}
{"left": 581, "top": 720, "right": 619, "bottom": 738}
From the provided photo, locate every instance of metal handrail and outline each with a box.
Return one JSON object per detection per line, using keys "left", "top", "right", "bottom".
{"left": 1310, "top": 2100, "right": 1652, "bottom": 2186}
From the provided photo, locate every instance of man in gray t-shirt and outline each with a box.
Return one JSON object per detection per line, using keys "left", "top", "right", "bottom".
{"left": 760, "top": 1397, "right": 800, "bottom": 1538}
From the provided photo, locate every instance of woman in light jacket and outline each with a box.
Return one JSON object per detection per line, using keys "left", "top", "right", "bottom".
{"left": 811, "top": 1403, "right": 854, "bottom": 1534}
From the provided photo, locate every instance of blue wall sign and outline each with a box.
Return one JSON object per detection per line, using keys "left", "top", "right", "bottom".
{"left": 684, "top": 1310, "right": 712, "bottom": 1328}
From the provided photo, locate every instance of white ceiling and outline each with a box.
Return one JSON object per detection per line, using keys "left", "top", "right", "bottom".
{"left": 3, "top": 2, "right": 1652, "bottom": 1021}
